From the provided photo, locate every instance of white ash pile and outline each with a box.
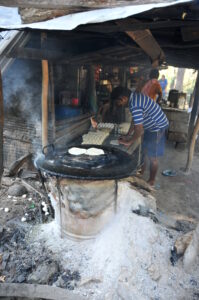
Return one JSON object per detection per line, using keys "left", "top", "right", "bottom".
{"left": 32, "top": 182, "right": 199, "bottom": 300}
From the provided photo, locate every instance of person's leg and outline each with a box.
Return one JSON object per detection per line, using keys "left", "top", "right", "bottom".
{"left": 148, "top": 157, "right": 158, "bottom": 186}
{"left": 140, "top": 154, "right": 147, "bottom": 175}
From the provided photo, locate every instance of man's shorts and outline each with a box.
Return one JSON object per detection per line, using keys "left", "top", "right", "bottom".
{"left": 142, "top": 128, "right": 167, "bottom": 158}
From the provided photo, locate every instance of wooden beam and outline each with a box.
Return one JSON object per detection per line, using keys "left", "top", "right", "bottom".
{"left": 7, "top": 45, "right": 141, "bottom": 63}
{"left": 0, "top": 0, "right": 172, "bottom": 9}
{"left": 49, "top": 63, "right": 55, "bottom": 141}
{"left": 0, "top": 69, "right": 4, "bottom": 185}
{"left": 7, "top": 47, "right": 68, "bottom": 61}
{"left": 41, "top": 33, "right": 49, "bottom": 150}
{"left": 117, "top": 19, "right": 165, "bottom": 67}
{"left": 80, "top": 20, "right": 199, "bottom": 33}
{"left": 181, "top": 26, "right": 199, "bottom": 42}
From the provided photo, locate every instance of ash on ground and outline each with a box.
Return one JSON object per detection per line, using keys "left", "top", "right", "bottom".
{"left": 0, "top": 180, "right": 199, "bottom": 300}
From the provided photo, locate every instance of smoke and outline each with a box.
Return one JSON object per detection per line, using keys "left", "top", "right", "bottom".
{"left": 2, "top": 58, "right": 43, "bottom": 155}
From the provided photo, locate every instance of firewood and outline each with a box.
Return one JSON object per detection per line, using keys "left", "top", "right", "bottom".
{"left": 120, "top": 176, "right": 154, "bottom": 192}
{"left": 8, "top": 153, "right": 33, "bottom": 177}
{"left": 0, "top": 283, "right": 85, "bottom": 300}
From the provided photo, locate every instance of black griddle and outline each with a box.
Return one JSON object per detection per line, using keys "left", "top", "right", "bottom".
{"left": 34, "top": 144, "right": 134, "bottom": 180}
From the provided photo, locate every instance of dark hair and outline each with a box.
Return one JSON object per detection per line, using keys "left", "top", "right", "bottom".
{"left": 149, "top": 69, "right": 159, "bottom": 79}
{"left": 111, "top": 86, "right": 131, "bottom": 101}
{"left": 108, "top": 86, "right": 131, "bottom": 123}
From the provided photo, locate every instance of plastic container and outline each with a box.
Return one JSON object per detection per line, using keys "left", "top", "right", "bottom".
{"left": 55, "top": 105, "right": 81, "bottom": 120}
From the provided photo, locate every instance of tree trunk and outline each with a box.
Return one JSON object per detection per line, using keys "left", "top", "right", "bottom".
{"left": 185, "top": 115, "right": 199, "bottom": 173}
{"left": 175, "top": 68, "right": 185, "bottom": 92}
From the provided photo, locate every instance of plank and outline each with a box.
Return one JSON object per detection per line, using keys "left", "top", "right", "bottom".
{"left": 117, "top": 19, "right": 165, "bottom": 66}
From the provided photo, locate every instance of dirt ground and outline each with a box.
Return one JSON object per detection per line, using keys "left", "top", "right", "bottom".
{"left": 0, "top": 143, "right": 199, "bottom": 299}
{"left": 149, "top": 141, "right": 199, "bottom": 219}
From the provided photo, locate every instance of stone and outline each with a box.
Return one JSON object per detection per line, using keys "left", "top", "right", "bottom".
{"left": 8, "top": 184, "right": 28, "bottom": 197}
{"left": 147, "top": 264, "right": 161, "bottom": 281}
{"left": 0, "top": 225, "right": 4, "bottom": 238}
{"left": 27, "top": 261, "right": 58, "bottom": 284}
{"left": 17, "top": 274, "right": 26, "bottom": 283}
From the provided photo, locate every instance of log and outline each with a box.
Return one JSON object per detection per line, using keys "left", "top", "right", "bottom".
{"left": 19, "top": 7, "right": 83, "bottom": 23}
{"left": 0, "top": 0, "right": 174, "bottom": 10}
{"left": 185, "top": 115, "right": 199, "bottom": 172}
{"left": 0, "top": 69, "right": 4, "bottom": 185}
{"left": 0, "top": 283, "right": 85, "bottom": 300}
{"left": 120, "top": 176, "right": 154, "bottom": 192}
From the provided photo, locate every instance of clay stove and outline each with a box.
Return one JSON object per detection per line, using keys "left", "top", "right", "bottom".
{"left": 35, "top": 144, "right": 134, "bottom": 239}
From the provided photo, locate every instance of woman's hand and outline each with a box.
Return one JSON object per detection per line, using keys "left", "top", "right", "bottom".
{"left": 90, "top": 117, "right": 98, "bottom": 129}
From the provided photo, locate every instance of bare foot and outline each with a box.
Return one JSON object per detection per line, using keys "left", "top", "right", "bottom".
{"left": 147, "top": 180, "right": 155, "bottom": 186}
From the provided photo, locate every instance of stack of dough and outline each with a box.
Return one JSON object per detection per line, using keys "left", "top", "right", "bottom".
{"left": 118, "top": 122, "right": 131, "bottom": 135}
{"left": 82, "top": 130, "right": 109, "bottom": 145}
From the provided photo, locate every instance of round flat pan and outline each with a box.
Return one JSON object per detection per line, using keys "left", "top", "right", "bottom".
{"left": 34, "top": 144, "right": 134, "bottom": 180}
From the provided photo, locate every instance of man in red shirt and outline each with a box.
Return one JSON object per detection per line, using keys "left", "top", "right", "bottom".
{"left": 141, "top": 69, "right": 162, "bottom": 103}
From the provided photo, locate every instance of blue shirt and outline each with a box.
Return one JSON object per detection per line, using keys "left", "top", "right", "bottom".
{"left": 129, "top": 93, "right": 169, "bottom": 132}
{"left": 159, "top": 78, "right": 168, "bottom": 91}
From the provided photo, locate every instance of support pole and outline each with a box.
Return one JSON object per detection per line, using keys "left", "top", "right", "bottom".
{"left": 0, "top": 69, "right": 4, "bottom": 185}
{"left": 188, "top": 71, "right": 199, "bottom": 144}
{"left": 87, "top": 65, "right": 97, "bottom": 113}
{"left": 185, "top": 115, "right": 199, "bottom": 173}
{"left": 49, "top": 63, "right": 55, "bottom": 141}
{"left": 41, "top": 33, "right": 49, "bottom": 150}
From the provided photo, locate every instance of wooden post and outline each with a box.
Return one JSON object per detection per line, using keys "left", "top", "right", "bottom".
{"left": 49, "top": 63, "right": 55, "bottom": 141}
{"left": 0, "top": 69, "right": 4, "bottom": 185}
{"left": 185, "top": 115, "right": 199, "bottom": 173}
{"left": 87, "top": 65, "right": 97, "bottom": 113}
{"left": 41, "top": 33, "right": 49, "bottom": 150}
{"left": 188, "top": 71, "right": 199, "bottom": 144}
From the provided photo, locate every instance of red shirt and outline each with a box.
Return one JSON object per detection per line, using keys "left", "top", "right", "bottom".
{"left": 141, "top": 79, "right": 162, "bottom": 101}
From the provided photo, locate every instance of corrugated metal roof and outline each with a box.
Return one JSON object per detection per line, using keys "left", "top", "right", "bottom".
{"left": 0, "top": 0, "right": 193, "bottom": 31}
